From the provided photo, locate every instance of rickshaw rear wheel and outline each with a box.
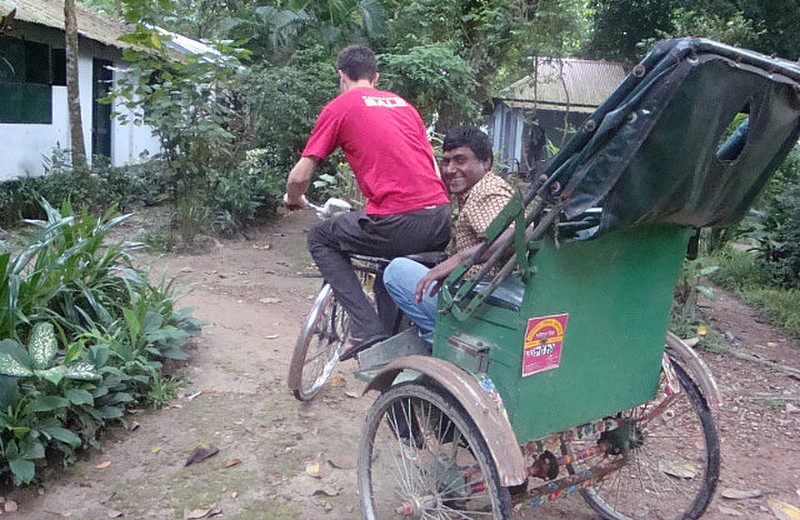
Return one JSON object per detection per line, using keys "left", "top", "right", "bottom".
{"left": 289, "top": 283, "right": 350, "bottom": 401}
{"left": 358, "top": 382, "right": 511, "bottom": 520}
{"left": 563, "top": 361, "right": 720, "bottom": 520}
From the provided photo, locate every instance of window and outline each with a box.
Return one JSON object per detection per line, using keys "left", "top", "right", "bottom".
{"left": 0, "top": 37, "right": 53, "bottom": 124}
{"left": 51, "top": 48, "right": 66, "bottom": 86}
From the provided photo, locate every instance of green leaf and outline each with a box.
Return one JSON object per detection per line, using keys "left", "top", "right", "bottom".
{"left": 0, "top": 339, "right": 34, "bottom": 377}
{"left": 40, "top": 426, "right": 81, "bottom": 447}
{"left": 29, "top": 322, "right": 57, "bottom": 370}
{"left": 0, "top": 375, "right": 20, "bottom": 409}
{"left": 37, "top": 365, "right": 67, "bottom": 385}
{"left": 9, "top": 458, "right": 35, "bottom": 483}
{"left": 698, "top": 285, "right": 716, "bottom": 300}
{"left": 97, "top": 405, "right": 124, "bottom": 420}
{"left": 65, "top": 388, "right": 94, "bottom": 406}
{"left": 106, "top": 392, "right": 134, "bottom": 405}
{"left": 26, "top": 396, "right": 70, "bottom": 413}
{"left": 19, "top": 438, "right": 45, "bottom": 460}
{"left": 141, "top": 310, "right": 164, "bottom": 334}
{"left": 88, "top": 345, "right": 110, "bottom": 368}
{"left": 63, "top": 361, "right": 101, "bottom": 381}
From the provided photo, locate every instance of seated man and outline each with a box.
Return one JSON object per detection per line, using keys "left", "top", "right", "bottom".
{"left": 383, "top": 126, "right": 515, "bottom": 340}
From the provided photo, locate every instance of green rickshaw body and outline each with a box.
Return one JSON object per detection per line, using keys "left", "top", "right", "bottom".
{"left": 433, "top": 225, "right": 691, "bottom": 442}
{"left": 431, "top": 38, "right": 800, "bottom": 443}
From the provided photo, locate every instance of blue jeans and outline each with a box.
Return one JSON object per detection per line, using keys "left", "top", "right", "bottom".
{"left": 383, "top": 257, "right": 438, "bottom": 342}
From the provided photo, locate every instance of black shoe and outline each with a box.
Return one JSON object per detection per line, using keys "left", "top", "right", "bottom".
{"left": 340, "top": 334, "right": 389, "bottom": 361}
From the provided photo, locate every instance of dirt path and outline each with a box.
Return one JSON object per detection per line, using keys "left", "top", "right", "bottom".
{"left": 5, "top": 210, "right": 800, "bottom": 520}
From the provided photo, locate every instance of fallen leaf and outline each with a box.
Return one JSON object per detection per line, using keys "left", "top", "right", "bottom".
{"left": 697, "top": 325, "right": 707, "bottom": 336}
{"left": 152, "top": 446, "right": 162, "bottom": 454}
{"left": 95, "top": 460, "right": 112, "bottom": 469}
{"left": 185, "top": 446, "right": 219, "bottom": 467}
{"left": 658, "top": 459, "right": 697, "bottom": 479}
{"left": 185, "top": 503, "right": 222, "bottom": 519}
{"left": 224, "top": 459, "right": 241, "bottom": 468}
{"left": 717, "top": 505, "right": 742, "bottom": 516}
{"left": 329, "top": 376, "right": 346, "bottom": 388}
{"left": 305, "top": 461, "right": 323, "bottom": 478}
{"left": 721, "top": 488, "right": 764, "bottom": 500}
{"left": 311, "top": 486, "right": 340, "bottom": 497}
{"left": 200, "top": 389, "right": 218, "bottom": 396}
{"left": 683, "top": 336, "right": 700, "bottom": 347}
{"left": 328, "top": 454, "right": 356, "bottom": 470}
{"left": 768, "top": 498, "right": 800, "bottom": 520}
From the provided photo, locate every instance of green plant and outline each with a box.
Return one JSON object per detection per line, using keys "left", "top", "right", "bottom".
{"left": 0, "top": 199, "right": 203, "bottom": 484}
{"left": 0, "top": 323, "right": 99, "bottom": 483}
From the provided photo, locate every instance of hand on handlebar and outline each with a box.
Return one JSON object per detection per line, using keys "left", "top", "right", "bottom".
{"left": 282, "top": 193, "right": 310, "bottom": 211}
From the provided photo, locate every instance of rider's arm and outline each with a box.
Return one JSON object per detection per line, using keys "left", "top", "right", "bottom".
{"left": 284, "top": 156, "right": 319, "bottom": 210}
{"left": 415, "top": 228, "right": 514, "bottom": 302}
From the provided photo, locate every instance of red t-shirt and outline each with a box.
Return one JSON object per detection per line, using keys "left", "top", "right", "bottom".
{"left": 302, "top": 87, "right": 449, "bottom": 216}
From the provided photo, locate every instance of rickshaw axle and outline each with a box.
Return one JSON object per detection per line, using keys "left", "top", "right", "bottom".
{"left": 521, "top": 458, "right": 627, "bottom": 507}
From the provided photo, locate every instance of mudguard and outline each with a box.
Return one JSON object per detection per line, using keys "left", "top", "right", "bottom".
{"left": 364, "top": 355, "right": 528, "bottom": 487}
{"left": 665, "top": 331, "right": 723, "bottom": 407}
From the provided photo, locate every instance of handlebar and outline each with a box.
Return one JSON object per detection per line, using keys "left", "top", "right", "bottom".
{"left": 308, "top": 198, "right": 352, "bottom": 219}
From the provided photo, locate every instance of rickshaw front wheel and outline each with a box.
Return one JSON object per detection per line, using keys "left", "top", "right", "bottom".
{"left": 358, "top": 382, "right": 511, "bottom": 520}
{"left": 563, "top": 361, "right": 720, "bottom": 520}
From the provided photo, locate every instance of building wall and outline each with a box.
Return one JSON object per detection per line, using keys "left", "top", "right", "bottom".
{"left": 0, "top": 23, "right": 160, "bottom": 180}
{"left": 490, "top": 104, "right": 591, "bottom": 173}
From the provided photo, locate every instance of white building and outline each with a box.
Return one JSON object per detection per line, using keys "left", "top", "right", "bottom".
{"left": 0, "top": 0, "right": 163, "bottom": 179}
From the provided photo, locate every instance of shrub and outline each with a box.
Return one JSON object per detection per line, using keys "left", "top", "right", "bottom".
{"left": 0, "top": 200, "right": 202, "bottom": 485}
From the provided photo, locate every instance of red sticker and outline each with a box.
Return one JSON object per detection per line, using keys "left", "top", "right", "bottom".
{"left": 522, "top": 313, "right": 569, "bottom": 377}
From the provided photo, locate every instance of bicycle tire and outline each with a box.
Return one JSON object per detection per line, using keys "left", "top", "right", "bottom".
{"left": 563, "top": 359, "right": 720, "bottom": 520}
{"left": 358, "top": 382, "right": 512, "bottom": 520}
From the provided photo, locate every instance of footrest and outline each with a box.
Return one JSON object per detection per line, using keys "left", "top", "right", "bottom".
{"left": 354, "top": 328, "right": 431, "bottom": 382}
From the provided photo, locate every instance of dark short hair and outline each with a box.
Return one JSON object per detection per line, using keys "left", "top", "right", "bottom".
{"left": 337, "top": 44, "right": 377, "bottom": 81}
{"left": 443, "top": 126, "right": 493, "bottom": 166}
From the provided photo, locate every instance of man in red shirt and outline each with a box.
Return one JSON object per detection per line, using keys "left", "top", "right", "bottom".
{"left": 284, "top": 44, "right": 451, "bottom": 358}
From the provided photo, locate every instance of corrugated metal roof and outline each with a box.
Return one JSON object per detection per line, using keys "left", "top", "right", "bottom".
{"left": 497, "top": 58, "right": 628, "bottom": 114}
{"left": 0, "top": 0, "right": 132, "bottom": 49}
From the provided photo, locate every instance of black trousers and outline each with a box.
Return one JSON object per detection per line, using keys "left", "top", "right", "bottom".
{"left": 307, "top": 204, "right": 451, "bottom": 340}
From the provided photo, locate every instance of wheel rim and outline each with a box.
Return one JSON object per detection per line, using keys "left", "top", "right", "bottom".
{"left": 564, "top": 362, "right": 719, "bottom": 520}
{"left": 360, "top": 384, "right": 506, "bottom": 519}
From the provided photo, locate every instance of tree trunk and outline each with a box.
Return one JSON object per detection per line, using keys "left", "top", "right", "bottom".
{"left": 64, "top": 0, "right": 88, "bottom": 171}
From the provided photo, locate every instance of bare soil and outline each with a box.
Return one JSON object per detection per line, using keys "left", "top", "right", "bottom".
{"left": 3, "top": 209, "right": 800, "bottom": 520}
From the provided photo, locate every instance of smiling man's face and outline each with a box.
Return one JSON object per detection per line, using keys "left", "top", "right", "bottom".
{"left": 442, "top": 146, "right": 490, "bottom": 196}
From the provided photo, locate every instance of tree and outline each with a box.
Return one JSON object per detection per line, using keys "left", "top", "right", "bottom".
{"left": 64, "top": 0, "right": 88, "bottom": 171}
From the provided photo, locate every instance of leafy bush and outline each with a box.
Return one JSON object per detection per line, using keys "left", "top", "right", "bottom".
{"left": 0, "top": 200, "right": 202, "bottom": 485}
{"left": 0, "top": 150, "right": 167, "bottom": 228}
{"left": 708, "top": 246, "right": 773, "bottom": 291}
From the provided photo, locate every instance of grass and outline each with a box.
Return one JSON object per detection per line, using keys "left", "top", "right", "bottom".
{"left": 709, "top": 246, "right": 800, "bottom": 343}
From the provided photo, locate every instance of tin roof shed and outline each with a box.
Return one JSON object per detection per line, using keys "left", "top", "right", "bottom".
{"left": 496, "top": 58, "right": 627, "bottom": 114}
{"left": 0, "top": 0, "right": 132, "bottom": 49}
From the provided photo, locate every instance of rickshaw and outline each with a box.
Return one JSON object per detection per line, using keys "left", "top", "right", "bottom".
{"left": 353, "top": 39, "right": 800, "bottom": 520}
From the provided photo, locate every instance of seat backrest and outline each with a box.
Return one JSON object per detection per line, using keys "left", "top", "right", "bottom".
{"left": 549, "top": 38, "right": 800, "bottom": 235}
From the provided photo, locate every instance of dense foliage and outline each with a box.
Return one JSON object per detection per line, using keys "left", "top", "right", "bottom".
{"left": 0, "top": 200, "right": 202, "bottom": 484}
